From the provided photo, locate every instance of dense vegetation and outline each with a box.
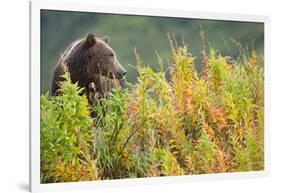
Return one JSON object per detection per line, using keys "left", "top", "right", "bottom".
{"left": 41, "top": 40, "right": 264, "bottom": 183}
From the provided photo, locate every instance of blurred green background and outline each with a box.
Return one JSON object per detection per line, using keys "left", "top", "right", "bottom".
{"left": 41, "top": 10, "right": 264, "bottom": 94}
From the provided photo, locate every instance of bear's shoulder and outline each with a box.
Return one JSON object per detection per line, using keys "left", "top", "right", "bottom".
{"left": 62, "top": 39, "right": 83, "bottom": 61}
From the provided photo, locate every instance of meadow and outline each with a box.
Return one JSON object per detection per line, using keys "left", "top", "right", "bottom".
{"left": 40, "top": 38, "right": 264, "bottom": 183}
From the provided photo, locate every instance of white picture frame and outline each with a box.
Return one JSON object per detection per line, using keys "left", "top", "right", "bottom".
{"left": 30, "top": 1, "right": 270, "bottom": 192}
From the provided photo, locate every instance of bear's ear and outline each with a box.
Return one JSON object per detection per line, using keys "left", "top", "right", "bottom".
{"left": 86, "top": 33, "right": 96, "bottom": 46}
{"left": 101, "top": 36, "right": 110, "bottom": 43}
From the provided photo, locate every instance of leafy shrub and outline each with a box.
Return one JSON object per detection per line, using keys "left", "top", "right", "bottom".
{"left": 41, "top": 41, "right": 264, "bottom": 182}
{"left": 41, "top": 73, "right": 98, "bottom": 183}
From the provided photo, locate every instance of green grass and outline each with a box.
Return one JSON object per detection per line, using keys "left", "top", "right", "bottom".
{"left": 40, "top": 42, "right": 264, "bottom": 183}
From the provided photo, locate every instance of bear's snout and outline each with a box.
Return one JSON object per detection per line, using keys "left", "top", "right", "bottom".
{"left": 115, "top": 67, "right": 127, "bottom": 79}
{"left": 121, "top": 69, "right": 127, "bottom": 76}
{"left": 119, "top": 69, "right": 127, "bottom": 79}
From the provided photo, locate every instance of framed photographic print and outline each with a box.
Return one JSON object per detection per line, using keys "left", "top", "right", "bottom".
{"left": 30, "top": 1, "right": 270, "bottom": 192}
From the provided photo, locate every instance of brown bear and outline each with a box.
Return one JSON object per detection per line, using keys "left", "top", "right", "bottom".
{"left": 51, "top": 33, "right": 127, "bottom": 101}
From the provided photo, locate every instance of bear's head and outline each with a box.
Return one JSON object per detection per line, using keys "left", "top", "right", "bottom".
{"left": 83, "top": 33, "right": 127, "bottom": 80}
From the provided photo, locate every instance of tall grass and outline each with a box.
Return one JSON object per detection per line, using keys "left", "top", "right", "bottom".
{"left": 41, "top": 41, "right": 264, "bottom": 183}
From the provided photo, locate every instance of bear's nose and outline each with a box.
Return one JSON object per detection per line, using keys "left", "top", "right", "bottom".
{"left": 122, "top": 70, "right": 127, "bottom": 76}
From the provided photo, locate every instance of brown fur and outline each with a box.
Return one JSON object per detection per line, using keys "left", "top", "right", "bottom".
{"left": 51, "top": 33, "right": 127, "bottom": 99}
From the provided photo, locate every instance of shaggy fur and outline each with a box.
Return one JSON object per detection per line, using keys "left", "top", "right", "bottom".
{"left": 51, "top": 33, "right": 127, "bottom": 98}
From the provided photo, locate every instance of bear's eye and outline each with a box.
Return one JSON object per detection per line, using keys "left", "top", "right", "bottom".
{"left": 109, "top": 53, "right": 114, "bottom": 57}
